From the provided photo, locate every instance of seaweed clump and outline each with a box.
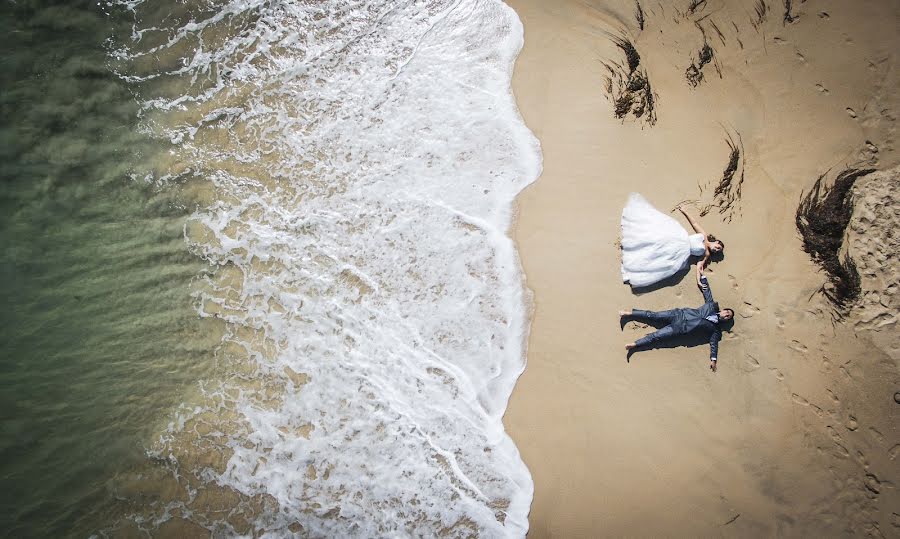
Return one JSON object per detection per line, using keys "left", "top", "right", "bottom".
{"left": 602, "top": 36, "right": 657, "bottom": 126}
{"left": 751, "top": 0, "right": 768, "bottom": 31}
{"left": 796, "top": 168, "right": 876, "bottom": 308}
{"left": 685, "top": 42, "right": 715, "bottom": 87}
{"left": 713, "top": 135, "right": 742, "bottom": 210}
{"left": 783, "top": 0, "right": 796, "bottom": 24}
{"left": 699, "top": 132, "right": 744, "bottom": 222}
{"left": 687, "top": 0, "right": 707, "bottom": 15}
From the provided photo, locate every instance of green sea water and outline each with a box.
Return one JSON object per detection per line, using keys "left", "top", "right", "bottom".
{"left": 0, "top": 1, "right": 217, "bottom": 536}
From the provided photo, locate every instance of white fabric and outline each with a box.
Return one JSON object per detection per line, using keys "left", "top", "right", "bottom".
{"left": 689, "top": 232, "right": 706, "bottom": 256}
{"left": 620, "top": 192, "right": 702, "bottom": 287}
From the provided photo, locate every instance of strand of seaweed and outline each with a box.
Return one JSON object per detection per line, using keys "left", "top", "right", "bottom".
{"left": 673, "top": 0, "right": 707, "bottom": 20}
{"left": 796, "top": 168, "right": 876, "bottom": 311}
{"left": 708, "top": 19, "right": 727, "bottom": 46}
{"left": 635, "top": 1, "right": 645, "bottom": 31}
{"left": 751, "top": 0, "right": 768, "bottom": 31}
{"left": 601, "top": 35, "right": 658, "bottom": 126}
{"left": 698, "top": 131, "right": 744, "bottom": 222}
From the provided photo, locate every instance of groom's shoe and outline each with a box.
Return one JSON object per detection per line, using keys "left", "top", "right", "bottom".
{"left": 619, "top": 310, "right": 631, "bottom": 330}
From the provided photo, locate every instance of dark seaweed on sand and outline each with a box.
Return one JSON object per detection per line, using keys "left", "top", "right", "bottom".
{"left": 687, "top": 0, "right": 707, "bottom": 15}
{"left": 699, "top": 132, "right": 744, "bottom": 222}
{"left": 751, "top": 0, "right": 768, "bottom": 31}
{"left": 602, "top": 36, "right": 657, "bottom": 126}
{"left": 715, "top": 137, "right": 741, "bottom": 201}
{"left": 796, "top": 168, "right": 875, "bottom": 308}
{"left": 685, "top": 42, "right": 715, "bottom": 87}
{"left": 709, "top": 20, "right": 727, "bottom": 46}
{"left": 618, "top": 37, "right": 641, "bottom": 73}
{"left": 635, "top": 1, "right": 645, "bottom": 31}
{"left": 783, "top": 0, "right": 796, "bottom": 24}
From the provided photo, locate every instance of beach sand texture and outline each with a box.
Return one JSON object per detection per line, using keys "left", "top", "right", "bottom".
{"left": 504, "top": 0, "right": 899, "bottom": 536}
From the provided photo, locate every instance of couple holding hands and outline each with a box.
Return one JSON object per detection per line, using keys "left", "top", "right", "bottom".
{"left": 619, "top": 193, "right": 735, "bottom": 372}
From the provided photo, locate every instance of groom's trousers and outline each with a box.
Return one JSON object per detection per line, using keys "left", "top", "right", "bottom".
{"left": 632, "top": 309, "right": 681, "bottom": 347}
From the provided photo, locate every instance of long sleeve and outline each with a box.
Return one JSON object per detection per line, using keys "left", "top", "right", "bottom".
{"left": 709, "top": 328, "right": 721, "bottom": 360}
{"left": 699, "top": 275, "right": 714, "bottom": 303}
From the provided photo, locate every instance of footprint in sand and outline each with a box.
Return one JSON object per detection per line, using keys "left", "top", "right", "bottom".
{"left": 864, "top": 473, "right": 881, "bottom": 495}
{"left": 818, "top": 12, "right": 830, "bottom": 19}
{"left": 846, "top": 415, "right": 858, "bottom": 431}
{"left": 857, "top": 141, "right": 879, "bottom": 164}
{"left": 833, "top": 442, "right": 849, "bottom": 458}
{"left": 728, "top": 274, "right": 739, "bottom": 290}
{"left": 796, "top": 51, "right": 806, "bottom": 63}
{"left": 816, "top": 83, "right": 830, "bottom": 95}
{"left": 839, "top": 360, "right": 854, "bottom": 380}
{"left": 846, "top": 107, "right": 858, "bottom": 118}
{"left": 809, "top": 404, "right": 825, "bottom": 418}
{"left": 890, "top": 444, "right": 900, "bottom": 461}
{"left": 792, "top": 393, "right": 809, "bottom": 406}
{"left": 826, "top": 389, "right": 840, "bottom": 405}
{"left": 770, "top": 368, "right": 784, "bottom": 381}
{"left": 744, "top": 354, "right": 761, "bottom": 371}
{"left": 739, "top": 301, "right": 760, "bottom": 319}
{"left": 868, "top": 427, "right": 884, "bottom": 444}
{"left": 790, "top": 340, "right": 809, "bottom": 354}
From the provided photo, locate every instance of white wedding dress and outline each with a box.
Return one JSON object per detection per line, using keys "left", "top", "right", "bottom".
{"left": 620, "top": 193, "right": 706, "bottom": 288}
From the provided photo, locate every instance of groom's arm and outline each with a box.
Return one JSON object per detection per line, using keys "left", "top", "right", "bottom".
{"left": 698, "top": 274, "right": 714, "bottom": 303}
{"left": 709, "top": 328, "right": 721, "bottom": 364}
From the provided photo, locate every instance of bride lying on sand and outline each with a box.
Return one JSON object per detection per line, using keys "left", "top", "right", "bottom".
{"left": 620, "top": 193, "right": 724, "bottom": 288}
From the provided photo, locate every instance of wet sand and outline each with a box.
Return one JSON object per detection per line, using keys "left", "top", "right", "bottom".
{"left": 504, "top": 0, "right": 899, "bottom": 535}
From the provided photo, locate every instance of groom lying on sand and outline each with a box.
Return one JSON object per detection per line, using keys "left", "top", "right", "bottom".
{"left": 620, "top": 267, "right": 734, "bottom": 372}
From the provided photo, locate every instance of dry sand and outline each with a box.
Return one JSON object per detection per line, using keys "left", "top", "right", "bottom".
{"left": 503, "top": 0, "right": 899, "bottom": 536}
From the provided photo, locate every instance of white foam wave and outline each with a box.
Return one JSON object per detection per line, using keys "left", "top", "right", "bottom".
{"left": 112, "top": 0, "right": 541, "bottom": 535}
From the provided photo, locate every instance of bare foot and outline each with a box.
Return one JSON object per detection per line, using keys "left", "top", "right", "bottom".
{"left": 625, "top": 342, "right": 636, "bottom": 350}
{"left": 619, "top": 310, "right": 632, "bottom": 317}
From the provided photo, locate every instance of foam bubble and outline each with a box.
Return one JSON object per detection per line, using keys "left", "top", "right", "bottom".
{"left": 111, "top": 0, "right": 541, "bottom": 535}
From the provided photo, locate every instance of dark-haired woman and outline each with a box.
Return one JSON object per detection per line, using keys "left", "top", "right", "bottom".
{"left": 620, "top": 193, "right": 724, "bottom": 288}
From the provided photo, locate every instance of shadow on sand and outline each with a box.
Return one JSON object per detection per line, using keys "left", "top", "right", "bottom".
{"left": 626, "top": 252, "right": 726, "bottom": 295}
{"left": 622, "top": 315, "right": 735, "bottom": 363}
{"left": 628, "top": 266, "right": 691, "bottom": 294}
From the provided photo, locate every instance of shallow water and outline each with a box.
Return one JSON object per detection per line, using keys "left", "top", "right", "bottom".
{"left": 0, "top": 1, "right": 217, "bottom": 536}
{"left": 2, "top": 0, "right": 541, "bottom": 536}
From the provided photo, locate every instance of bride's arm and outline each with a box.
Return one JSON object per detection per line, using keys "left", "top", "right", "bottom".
{"left": 697, "top": 258, "right": 709, "bottom": 289}
{"left": 678, "top": 207, "right": 708, "bottom": 236}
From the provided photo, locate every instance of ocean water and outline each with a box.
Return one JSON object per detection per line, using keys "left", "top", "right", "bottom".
{"left": 0, "top": 1, "right": 220, "bottom": 537}
{"left": 3, "top": 0, "right": 542, "bottom": 536}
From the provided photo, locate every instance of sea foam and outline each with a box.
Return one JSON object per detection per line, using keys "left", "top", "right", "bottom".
{"left": 111, "top": 0, "right": 541, "bottom": 535}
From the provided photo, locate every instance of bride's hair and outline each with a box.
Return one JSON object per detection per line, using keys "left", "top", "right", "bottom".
{"left": 707, "top": 234, "right": 725, "bottom": 249}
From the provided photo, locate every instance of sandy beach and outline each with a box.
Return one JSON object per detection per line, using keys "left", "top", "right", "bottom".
{"left": 504, "top": 0, "right": 899, "bottom": 536}
{"left": 4, "top": 0, "right": 897, "bottom": 535}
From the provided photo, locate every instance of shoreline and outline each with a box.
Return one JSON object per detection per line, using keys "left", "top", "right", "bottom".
{"left": 503, "top": 0, "right": 899, "bottom": 535}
